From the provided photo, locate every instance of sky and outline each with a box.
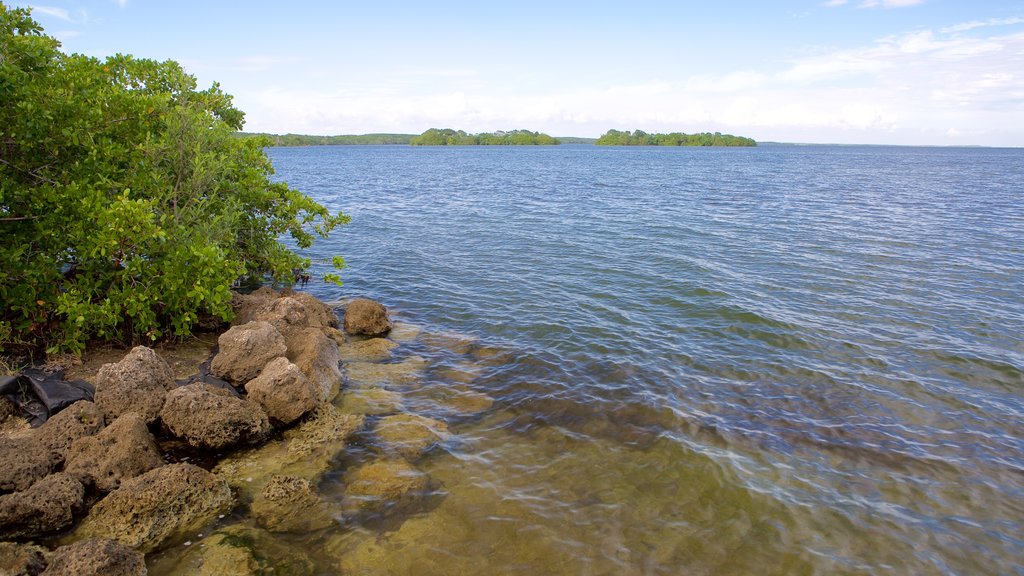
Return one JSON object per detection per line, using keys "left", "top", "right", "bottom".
{"left": 13, "top": 0, "right": 1024, "bottom": 146}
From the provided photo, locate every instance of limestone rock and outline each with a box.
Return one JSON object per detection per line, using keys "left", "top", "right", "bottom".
{"left": 41, "top": 538, "right": 146, "bottom": 576}
{"left": 160, "top": 384, "right": 270, "bottom": 450}
{"left": 254, "top": 296, "right": 336, "bottom": 340}
{"left": 0, "top": 541, "right": 48, "bottom": 576}
{"left": 36, "top": 399, "right": 105, "bottom": 457}
{"left": 343, "top": 299, "right": 391, "bottom": 337}
{"left": 388, "top": 322, "right": 421, "bottom": 343}
{"left": 439, "top": 388, "right": 495, "bottom": 415}
{"left": 251, "top": 475, "right": 334, "bottom": 533}
{"left": 374, "top": 414, "right": 450, "bottom": 459}
{"left": 230, "top": 287, "right": 281, "bottom": 326}
{"left": 148, "top": 524, "right": 314, "bottom": 576}
{"left": 65, "top": 412, "right": 164, "bottom": 492}
{"left": 94, "top": 347, "right": 175, "bottom": 423}
{"left": 283, "top": 327, "right": 342, "bottom": 402}
{"left": 0, "top": 473, "right": 84, "bottom": 539}
{"left": 210, "top": 321, "right": 287, "bottom": 385}
{"left": 337, "top": 338, "right": 399, "bottom": 363}
{"left": 336, "top": 387, "right": 404, "bottom": 416}
{"left": 74, "top": 463, "right": 234, "bottom": 553}
{"left": 244, "top": 358, "right": 318, "bottom": 426}
{"left": 343, "top": 459, "right": 428, "bottom": 513}
{"left": 0, "top": 401, "right": 103, "bottom": 493}
{"left": 344, "top": 356, "right": 428, "bottom": 388}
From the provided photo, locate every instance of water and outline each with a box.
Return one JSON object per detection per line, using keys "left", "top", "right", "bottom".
{"left": 195, "top": 145, "right": 1024, "bottom": 573}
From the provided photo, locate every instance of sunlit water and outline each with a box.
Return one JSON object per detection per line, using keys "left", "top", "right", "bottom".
{"left": 165, "top": 144, "right": 1023, "bottom": 574}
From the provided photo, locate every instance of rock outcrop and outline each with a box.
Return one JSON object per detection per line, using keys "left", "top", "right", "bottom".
{"left": 64, "top": 412, "right": 164, "bottom": 493}
{"left": 244, "top": 357, "right": 318, "bottom": 425}
{"left": 343, "top": 299, "right": 392, "bottom": 337}
{"left": 149, "top": 524, "right": 314, "bottom": 576}
{"left": 74, "top": 463, "right": 234, "bottom": 553}
{"left": 0, "top": 473, "right": 84, "bottom": 539}
{"left": 251, "top": 475, "right": 334, "bottom": 533}
{"left": 0, "top": 541, "right": 48, "bottom": 576}
{"left": 41, "top": 538, "right": 146, "bottom": 576}
{"left": 94, "top": 347, "right": 175, "bottom": 423}
{"left": 210, "top": 321, "right": 287, "bottom": 385}
{"left": 160, "top": 384, "right": 270, "bottom": 450}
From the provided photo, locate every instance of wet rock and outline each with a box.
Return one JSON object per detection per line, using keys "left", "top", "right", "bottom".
{"left": 94, "top": 347, "right": 176, "bottom": 423}
{"left": 434, "top": 363, "right": 485, "bottom": 384}
{"left": 0, "top": 401, "right": 104, "bottom": 493}
{"left": 244, "top": 358, "right": 317, "bottom": 426}
{"left": 283, "top": 327, "right": 342, "bottom": 402}
{"left": 337, "top": 338, "right": 399, "bottom": 363}
{"left": 336, "top": 387, "right": 404, "bottom": 416}
{"left": 210, "top": 322, "right": 287, "bottom": 385}
{"left": 214, "top": 406, "right": 364, "bottom": 501}
{"left": 439, "top": 388, "right": 495, "bottom": 415}
{"left": 160, "top": 384, "right": 270, "bottom": 450}
{"left": 149, "top": 524, "right": 314, "bottom": 576}
{"left": 374, "top": 414, "right": 450, "bottom": 459}
{"left": 421, "top": 331, "right": 476, "bottom": 355}
{"left": 64, "top": 412, "right": 164, "bottom": 493}
{"left": 0, "top": 473, "right": 84, "bottom": 539}
{"left": 74, "top": 463, "right": 234, "bottom": 553}
{"left": 388, "top": 322, "right": 421, "bottom": 343}
{"left": 251, "top": 475, "right": 334, "bottom": 533}
{"left": 41, "top": 538, "right": 145, "bottom": 576}
{"left": 0, "top": 541, "right": 48, "bottom": 576}
{"left": 344, "top": 356, "right": 428, "bottom": 388}
{"left": 343, "top": 299, "right": 391, "bottom": 337}
{"left": 343, "top": 459, "right": 428, "bottom": 513}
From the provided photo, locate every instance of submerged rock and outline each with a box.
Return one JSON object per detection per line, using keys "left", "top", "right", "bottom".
{"left": 336, "top": 387, "right": 404, "bottom": 416}
{"left": 210, "top": 322, "right": 287, "bottom": 385}
{"left": 420, "top": 331, "right": 476, "bottom": 355}
{"left": 388, "top": 322, "right": 421, "bottom": 343}
{"left": 74, "top": 463, "right": 234, "bottom": 553}
{"left": 438, "top": 388, "right": 495, "bottom": 415}
{"left": 150, "top": 523, "right": 315, "bottom": 576}
{"left": 250, "top": 475, "right": 334, "bottom": 533}
{"left": 160, "top": 383, "right": 270, "bottom": 450}
{"left": 94, "top": 346, "right": 175, "bottom": 423}
{"left": 41, "top": 538, "right": 146, "bottom": 576}
{"left": 343, "top": 299, "right": 391, "bottom": 337}
{"left": 244, "top": 358, "right": 318, "bottom": 426}
{"left": 374, "top": 414, "right": 450, "bottom": 459}
{"left": 0, "top": 541, "right": 49, "bottom": 576}
{"left": 344, "top": 356, "right": 428, "bottom": 388}
{"left": 337, "top": 338, "right": 399, "bottom": 363}
{"left": 343, "top": 458, "right": 429, "bottom": 513}
{"left": 65, "top": 412, "right": 164, "bottom": 493}
{"left": 0, "top": 473, "right": 84, "bottom": 540}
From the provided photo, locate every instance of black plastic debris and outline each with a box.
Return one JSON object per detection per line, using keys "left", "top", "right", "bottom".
{"left": 0, "top": 369, "right": 94, "bottom": 427}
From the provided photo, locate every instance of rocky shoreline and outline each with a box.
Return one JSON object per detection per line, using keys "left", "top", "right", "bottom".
{"left": 0, "top": 288, "right": 494, "bottom": 575}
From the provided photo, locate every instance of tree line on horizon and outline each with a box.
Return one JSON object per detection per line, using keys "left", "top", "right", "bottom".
{"left": 239, "top": 129, "right": 756, "bottom": 147}
{"left": 410, "top": 129, "right": 560, "bottom": 146}
{"left": 596, "top": 129, "right": 756, "bottom": 146}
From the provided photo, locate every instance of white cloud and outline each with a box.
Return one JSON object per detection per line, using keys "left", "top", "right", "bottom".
{"left": 858, "top": 0, "right": 925, "bottom": 8}
{"left": 822, "top": 0, "right": 848, "bottom": 6}
{"left": 28, "top": 5, "right": 72, "bottom": 21}
{"left": 941, "top": 17, "right": 1024, "bottom": 34}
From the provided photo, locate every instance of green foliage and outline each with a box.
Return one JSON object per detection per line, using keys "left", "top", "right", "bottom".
{"left": 239, "top": 133, "right": 417, "bottom": 146}
{"left": 410, "top": 128, "right": 560, "bottom": 146}
{"left": 0, "top": 5, "right": 348, "bottom": 354}
{"left": 595, "top": 129, "right": 756, "bottom": 147}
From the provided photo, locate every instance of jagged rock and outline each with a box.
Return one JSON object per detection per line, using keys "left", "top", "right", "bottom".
{"left": 0, "top": 401, "right": 104, "bottom": 493}
{"left": 336, "top": 387, "right": 404, "bottom": 416}
{"left": 337, "top": 338, "right": 399, "bottom": 363}
{"left": 251, "top": 475, "right": 334, "bottom": 533}
{"left": 214, "top": 406, "right": 363, "bottom": 501}
{"left": 147, "top": 524, "right": 314, "bottom": 576}
{"left": 250, "top": 296, "right": 336, "bottom": 343}
{"left": 343, "top": 299, "right": 391, "bottom": 337}
{"left": 388, "top": 322, "right": 421, "bottom": 343}
{"left": 41, "top": 538, "right": 146, "bottom": 576}
{"left": 0, "top": 541, "right": 48, "bottom": 576}
{"left": 244, "top": 358, "right": 317, "bottom": 426}
{"left": 160, "top": 384, "right": 270, "bottom": 450}
{"left": 344, "top": 356, "right": 428, "bottom": 388}
{"left": 0, "top": 473, "right": 84, "bottom": 539}
{"left": 283, "top": 327, "right": 342, "bottom": 402}
{"left": 210, "top": 322, "right": 287, "bottom": 385}
{"left": 343, "top": 459, "right": 428, "bottom": 513}
{"left": 94, "top": 347, "right": 175, "bottom": 423}
{"left": 374, "top": 414, "right": 450, "bottom": 459}
{"left": 65, "top": 412, "right": 164, "bottom": 492}
{"left": 74, "top": 463, "right": 233, "bottom": 553}
{"left": 230, "top": 287, "right": 281, "bottom": 326}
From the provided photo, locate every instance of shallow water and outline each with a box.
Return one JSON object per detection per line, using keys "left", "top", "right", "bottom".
{"left": 160, "top": 144, "right": 1023, "bottom": 574}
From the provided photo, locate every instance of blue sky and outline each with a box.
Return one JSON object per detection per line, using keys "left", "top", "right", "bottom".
{"left": 14, "top": 0, "right": 1024, "bottom": 145}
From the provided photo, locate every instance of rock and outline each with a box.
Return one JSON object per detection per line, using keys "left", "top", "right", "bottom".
{"left": 41, "top": 538, "right": 146, "bottom": 576}
{"left": 0, "top": 473, "right": 84, "bottom": 539}
{"left": 337, "top": 338, "right": 399, "bottom": 363}
{"left": 214, "top": 406, "right": 363, "bottom": 501}
{"left": 147, "top": 524, "right": 314, "bottom": 576}
{"left": 343, "top": 299, "right": 391, "bottom": 337}
{"left": 388, "top": 322, "right": 421, "bottom": 343}
{"left": 74, "top": 463, "right": 233, "bottom": 553}
{"left": 64, "top": 412, "right": 164, "bottom": 493}
{"left": 210, "top": 321, "right": 287, "bottom": 385}
{"left": 94, "top": 347, "right": 176, "bottom": 423}
{"left": 36, "top": 399, "right": 105, "bottom": 457}
{"left": 160, "top": 384, "right": 270, "bottom": 450}
{"left": 374, "top": 414, "right": 450, "bottom": 459}
{"left": 0, "top": 401, "right": 103, "bottom": 493}
{"left": 336, "top": 387, "right": 404, "bottom": 416}
{"left": 434, "top": 363, "right": 485, "bottom": 384}
{"left": 251, "top": 475, "right": 334, "bottom": 533}
{"left": 421, "top": 331, "right": 476, "bottom": 355}
{"left": 343, "top": 459, "right": 428, "bottom": 513}
{"left": 244, "top": 358, "right": 318, "bottom": 426}
{"left": 283, "top": 327, "right": 342, "bottom": 402}
{"left": 0, "top": 541, "right": 48, "bottom": 576}
{"left": 230, "top": 287, "right": 281, "bottom": 326}
{"left": 439, "top": 388, "right": 495, "bottom": 415}
{"left": 344, "top": 356, "right": 428, "bottom": 388}
{"left": 285, "top": 292, "right": 338, "bottom": 329}
{"left": 254, "top": 296, "right": 336, "bottom": 340}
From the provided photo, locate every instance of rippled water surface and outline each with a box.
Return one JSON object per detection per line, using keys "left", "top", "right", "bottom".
{"left": 235, "top": 145, "right": 1020, "bottom": 574}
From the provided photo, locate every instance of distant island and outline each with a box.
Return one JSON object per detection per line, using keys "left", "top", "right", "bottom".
{"left": 239, "top": 133, "right": 417, "bottom": 146}
{"left": 410, "top": 128, "right": 559, "bottom": 146}
{"left": 596, "top": 129, "right": 756, "bottom": 147}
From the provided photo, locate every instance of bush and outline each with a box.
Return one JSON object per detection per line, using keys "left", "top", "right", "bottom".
{"left": 0, "top": 5, "right": 348, "bottom": 355}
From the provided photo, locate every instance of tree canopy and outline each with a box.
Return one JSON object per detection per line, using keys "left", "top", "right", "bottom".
{"left": 596, "top": 129, "right": 756, "bottom": 147}
{"left": 240, "top": 133, "right": 417, "bottom": 146}
{"left": 0, "top": 4, "right": 348, "bottom": 355}
{"left": 410, "top": 129, "right": 560, "bottom": 146}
